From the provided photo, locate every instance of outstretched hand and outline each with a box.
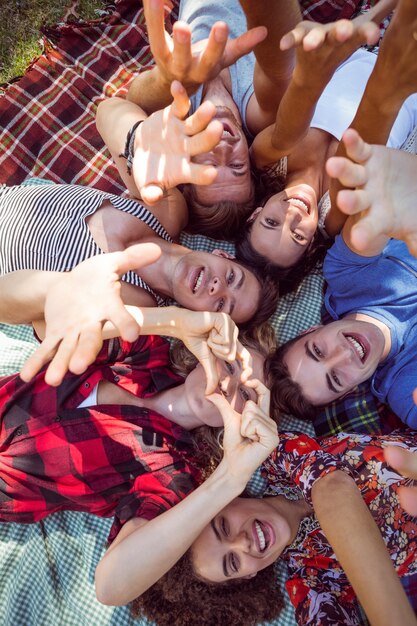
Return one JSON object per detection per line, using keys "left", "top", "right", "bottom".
{"left": 208, "top": 380, "right": 278, "bottom": 482}
{"left": 133, "top": 81, "right": 223, "bottom": 204}
{"left": 20, "top": 243, "right": 162, "bottom": 386}
{"left": 143, "top": 0, "right": 266, "bottom": 95}
{"left": 280, "top": 17, "right": 379, "bottom": 85}
{"left": 326, "top": 128, "right": 417, "bottom": 255}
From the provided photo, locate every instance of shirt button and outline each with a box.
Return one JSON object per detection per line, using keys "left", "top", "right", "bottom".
{"left": 114, "top": 375, "right": 120, "bottom": 382}
{"left": 16, "top": 427, "right": 23, "bottom": 436}
{"left": 84, "top": 382, "right": 90, "bottom": 389}
{"left": 55, "top": 415, "right": 62, "bottom": 422}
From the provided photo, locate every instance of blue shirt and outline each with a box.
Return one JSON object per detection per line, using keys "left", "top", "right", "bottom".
{"left": 324, "top": 236, "right": 417, "bottom": 427}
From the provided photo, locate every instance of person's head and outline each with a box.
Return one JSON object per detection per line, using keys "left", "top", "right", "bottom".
{"left": 237, "top": 183, "right": 329, "bottom": 294}
{"left": 172, "top": 248, "right": 279, "bottom": 327}
{"left": 132, "top": 538, "right": 283, "bottom": 626}
{"left": 189, "top": 106, "right": 253, "bottom": 208}
{"left": 171, "top": 323, "right": 279, "bottom": 429}
{"left": 268, "top": 319, "right": 386, "bottom": 416}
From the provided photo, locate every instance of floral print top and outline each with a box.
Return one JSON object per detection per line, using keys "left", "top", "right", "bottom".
{"left": 261, "top": 431, "right": 417, "bottom": 626}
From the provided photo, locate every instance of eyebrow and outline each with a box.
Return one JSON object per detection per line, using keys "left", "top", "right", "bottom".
{"left": 304, "top": 342, "right": 339, "bottom": 394}
{"left": 211, "top": 520, "right": 230, "bottom": 578}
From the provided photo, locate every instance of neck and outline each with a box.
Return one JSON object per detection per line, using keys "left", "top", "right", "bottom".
{"left": 137, "top": 238, "right": 188, "bottom": 299}
{"left": 270, "top": 495, "right": 312, "bottom": 545}
{"left": 201, "top": 71, "right": 242, "bottom": 125}
{"left": 143, "top": 383, "right": 204, "bottom": 430}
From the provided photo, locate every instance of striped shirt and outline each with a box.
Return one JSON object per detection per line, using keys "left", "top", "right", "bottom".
{"left": 0, "top": 183, "right": 173, "bottom": 305}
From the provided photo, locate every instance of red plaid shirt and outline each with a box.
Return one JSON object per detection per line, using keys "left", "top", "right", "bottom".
{"left": 0, "top": 335, "right": 202, "bottom": 541}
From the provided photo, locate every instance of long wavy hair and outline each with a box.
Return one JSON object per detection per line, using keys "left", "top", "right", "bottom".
{"left": 132, "top": 550, "right": 284, "bottom": 626}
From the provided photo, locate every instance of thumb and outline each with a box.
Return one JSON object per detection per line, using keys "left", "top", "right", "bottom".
{"left": 140, "top": 184, "right": 165, "bottom": 205}
{"left": 384, "top": 445, "right": 417, "bottom": 480}
{"left": 198, "top": 344, "right": 218, "bottom": 394}
{"left": 206, "top": 393, "right": 237, "bottom": 423}
{"left": 351, "top": 219, "right": 378, "bottom": 252}
{"left": 119, "top": 242, "right": 162, "bottom": 275}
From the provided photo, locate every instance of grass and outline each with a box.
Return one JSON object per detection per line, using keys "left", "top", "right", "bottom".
{"left": 0, "top": 0, "right": 106, "bottom": 84}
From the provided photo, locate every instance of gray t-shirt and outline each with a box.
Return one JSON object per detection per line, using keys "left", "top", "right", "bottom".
{"left": 179, "top": 0, "right": 255, "bottom": 138}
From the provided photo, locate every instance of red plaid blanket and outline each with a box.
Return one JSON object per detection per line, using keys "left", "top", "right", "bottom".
{"left": 0, "top": 0, "right": 387, "bottom": 190}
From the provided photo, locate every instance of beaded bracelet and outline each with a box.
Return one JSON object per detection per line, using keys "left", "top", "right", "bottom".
{"left": 118, "top": 119, "right": 143, "bottom": 176}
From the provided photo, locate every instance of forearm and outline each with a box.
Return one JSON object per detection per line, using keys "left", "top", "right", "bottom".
{"left": 96, "top": 462, "right": 244, "bottom": 605}
{"left": 0, "top": 270, "right": 59, "bottom": 324}
{"left": 239, "top": 0, "right": 299, "bottom": 113}
{"left": 127, "top": 67, "right": 174, "bottom": 112}
{"left": 312, "top": 471, "right": 416, "bottom": 626}
{"left": 103, "top": 306, "right": 198, "bottom": 340}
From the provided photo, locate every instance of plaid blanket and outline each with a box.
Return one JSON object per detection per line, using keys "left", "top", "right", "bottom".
{"left": 0, "top": 1, "right": 408, "bottom": 625}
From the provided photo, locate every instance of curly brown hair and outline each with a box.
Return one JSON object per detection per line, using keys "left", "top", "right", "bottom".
{"left": 132, "top": 550, "right": 285, "bottom": 626}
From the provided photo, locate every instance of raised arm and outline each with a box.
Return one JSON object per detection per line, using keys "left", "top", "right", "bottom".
{"left": 127, "top": 0, "right": 266, "bottom": 113}
{"left": 95, "top": 386, "right": 278, "bottom": 605}
{"left": 238, "top": 0, "right": 300, "bottom": 133}
{"left": 250, "top": 15, "right": 381, "bottom": 169}
{"left": 312, "top": 470, "right": 416, "bottom": 626}
{"left": 97, "top": 81, "right": 223, "bottom": 205}
{"left": 327, "top": 0, "right": 416, "bottom": 236}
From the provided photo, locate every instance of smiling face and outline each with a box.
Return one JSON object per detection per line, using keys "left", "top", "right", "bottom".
{"left": 191, "top": 107, "right": 252, "bottom": 205}
{"left": 283, "top": 320, "right": 386, "bottom": 405}
{"left": 172, "top": 250, "right": 261, "bottom": 324}
{"left": 249, "top": 184, "right": 319, "bottom": 268}
{"left": 184, "top": 350, "right": 266, "bottom": 426}
{"left": 191, "top": 497, "right": 292, "bottom": 582}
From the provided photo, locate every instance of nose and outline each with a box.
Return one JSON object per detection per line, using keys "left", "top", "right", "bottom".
{"left": 208, "top": 276, "right": 224, "bottom": 296}
{"left": 287, "top": 204, "right": 303, "bottom": 224}
{"left": 212, "top": 141, "right": 233, "bottom": 163}
{"left": 228, "top": 530, "right": 251, "bottom": 553}
{"left": 326, "top": 342, "right": 354, "bottom": 366}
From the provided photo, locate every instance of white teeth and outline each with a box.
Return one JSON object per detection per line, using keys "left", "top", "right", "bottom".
{"left": 193, "top": 270, "right": 204, "bottom": 293}
{"left": 346, "top": 335, "right": 365, "bottom": 360}
{"left": 255, "top": 521, "right": 266, "bottom": 551}
{"left": 289, "top": 198, "right": 309, "bottom": 213}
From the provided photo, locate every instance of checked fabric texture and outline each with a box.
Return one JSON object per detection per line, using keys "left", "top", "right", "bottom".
{"left": 0, "top": 1, "right": 403, "bottom": 625}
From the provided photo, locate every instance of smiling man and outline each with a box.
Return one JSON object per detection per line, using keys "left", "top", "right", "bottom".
{"left": 127, "top": 0, "right": 300, "bottom": 235}
{"left": 267, "top": 174, "right": 417, "bottom": 428}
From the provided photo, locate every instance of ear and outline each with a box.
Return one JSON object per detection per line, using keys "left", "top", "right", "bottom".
{"left": 212, "top": 249, "right": 235, "bottom": 259}
{"left": 247, "top": 206, "right": 263, "bottom": 224}
{"left": 339, "top": 386, "right": 359, "bottom": 400}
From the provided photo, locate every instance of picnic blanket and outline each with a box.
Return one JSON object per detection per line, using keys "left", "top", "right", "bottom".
{"left": 0, "top": 1, "right": 406, "bottom": 625}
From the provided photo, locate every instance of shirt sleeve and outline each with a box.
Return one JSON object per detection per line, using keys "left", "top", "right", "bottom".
{"left": 92, "top": 334, "right": 170, "bottom": 368}
{"left": 262, "top": 433, "right": 355, "bottom": 506}
{"left": 286, "top": 569, "right": 363, "bottom": 626}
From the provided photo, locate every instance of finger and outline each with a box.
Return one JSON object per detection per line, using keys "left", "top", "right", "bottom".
{"left": 336, "top": 189, "right": 371, "bottom": 215}
{"left": 350, "top": 217, "right": 381, "bottom": 252}
{"left": 223, "top": 26, "right": 267, "bottom": 65}
{"left": 280, "top": 22, "right": 313, "bottom": 51}
{"left": 170, "top": 80, "right": 191, "bottom": 119}
{"left": 44, "top": 332, "right": 80, "bottom": 386}
{"left": 414, "top": 388, "right": 417, "bottom": 406}
{"left": 115, "top": 243, "right": 162, "bottom": 276}
{"left": 207, "top": 392, "right": 238, "bottom": 423}
{"left": 384, "top": 445, "right": 417, "bottom": 480}
{"left": 196, "top": 341, "right": 219, "bottom": 395}
{"left": 236, "top": 342, "right": 253, "bottom": 383}
{"left": 302, "top": 25, "right": 328, "bottom": 51}
{"left": 359, "top": 21, "right": 380, "bottom": 47}
{"left": 198, "top": 22, "right": 229, "bottom": 74}
{"left": 172, "top": 22, "right": 193, "bottom": 76}
{"left": 140, "top": 184, "right": 165, "bottom": 205}
{"left": 399, "top": 486, "right": 417, "bottom": 517}
{"left": 326, "top": 20, "right": 354, "bottom": 45}
{"left": 144, "top": 0, "right": 172, "bottom": 60}
{"left": 20, "top": 338, "right": 61, "bottom": 382}
{"left": 187, "top": 163, "right": 218, "bottom": 186}
{"left": 206, "top": 313, "right": 237, "bottom": 360}
{"left": 185, "top": 100, "right": 217, "bottom": 134}
{"left": 68, "top": 323, "right": 104, "bottom": 375}
{"left": 326, "top": 156, "right": 368, "bottom": 188}
{"left": 342, "top": 128, "right": 372, "bottom": 164}
{"left": 187, "top": 121, "right": 223, "bottom": 156}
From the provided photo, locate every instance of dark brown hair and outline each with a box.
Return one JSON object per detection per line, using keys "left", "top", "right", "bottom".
{"left": 266, "top": 334, "right": 319, "bottom": 420}
{"left": 132, "top": 550, "right": 284, "bottom": 626}
{"left": 235, "top": 258, "right": 279, "bottom": 330}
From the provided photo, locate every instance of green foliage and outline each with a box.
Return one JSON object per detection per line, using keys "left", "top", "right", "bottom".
{"left": 0, "top": 0, "right": 105, "bottom": 84}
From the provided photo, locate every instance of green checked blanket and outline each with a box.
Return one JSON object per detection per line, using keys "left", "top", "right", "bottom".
{"left": 0, "top": 1, "right": 398, "bottom": 625}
